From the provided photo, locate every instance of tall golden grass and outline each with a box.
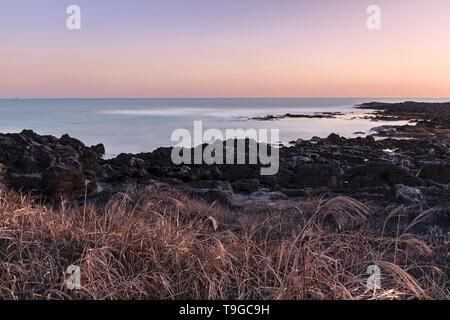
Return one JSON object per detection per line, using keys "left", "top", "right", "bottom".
{"left": 0, "top": 187, "right": 448, "bottom": 300}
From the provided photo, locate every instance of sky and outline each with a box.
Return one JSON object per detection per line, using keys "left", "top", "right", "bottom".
{"left": 0, "top": 0, "right": 449, "bottom": 98}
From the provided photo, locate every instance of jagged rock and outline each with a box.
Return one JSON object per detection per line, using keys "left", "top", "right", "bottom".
{"left": 417, "top": 161, "right": 450, "bottom": 184}
{"left": 348, "top": 162, "right": 422, "bottom": 189}
{"left": 0, "top": 127, "right": 449, "bottom": 208}
{"left": 249, "top": 190, "right": 288, "bottom": 202}
{"left": 395, "top": 184, "right": 424, "bottom": 204}
{"left": 280, "top": 188, "right": 312, "bottom": 197}
{"left": 295, "top": 163, "right": 343, "bottom": 189}
{"left": 0, "top": 130, "right": 104, "bottom": 197}
{"left": 231, "top": 179, "right": 260, "bottom": 194}
{"left": 203, "top": 189, "right": 234, "bottom": 206}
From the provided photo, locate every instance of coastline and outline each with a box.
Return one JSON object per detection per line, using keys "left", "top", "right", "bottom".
{"left": 0, "top": 101, "right": 448, "bottom": 300}
{"left": 1, "top": 98, "right": 441, "bottom": 158}
{"left": 0, "top": 101, "right": 449, "bottom": 208}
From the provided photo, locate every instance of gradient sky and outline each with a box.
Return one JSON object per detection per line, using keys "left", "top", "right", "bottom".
{"left": 1, "top": 0, "right": 449, "bottom": 98}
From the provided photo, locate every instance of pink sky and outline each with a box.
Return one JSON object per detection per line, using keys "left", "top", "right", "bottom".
{"left": 1, "top": 0, "right": 450, "bottom": 98}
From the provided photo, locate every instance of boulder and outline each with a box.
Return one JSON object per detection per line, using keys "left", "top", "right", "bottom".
{"left": 348, "top": 162, "right": 422, "bottom": 189}
{"left": 395, "top": 184, "right": 424, "bottom": 204}
{"left": 249, "top": 190, "right": 288, "bottom": 202}
{"left": 417, "top": 161, "right": 450, "bottom": 184}
{"left": 231, "top": 179, "right": 260, "bottom": 194}
{"left": 295, "top": 163, "right": 343, "bottom": 189}
{"left": 0, "top": 130, "right": 104, "bottom": 198}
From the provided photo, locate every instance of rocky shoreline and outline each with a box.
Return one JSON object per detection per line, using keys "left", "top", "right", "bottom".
{"left": 358, "top": 101, "right": 450, "bottom": 140}
{"left": 250, "top": 112, "right": 344, "bottom": 121}
{"left": 0, "top": 102, "right": 449, "bottom": 213}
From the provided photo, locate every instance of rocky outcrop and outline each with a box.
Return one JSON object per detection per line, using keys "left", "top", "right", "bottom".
{"left": 86, "top": 133, "right": 450, "bottom": 208}
{"left": 357, "top": 101, "right": 450, "bottom": 140}
{"left": 0, "top": 130, "right": 104, "bottom": 197}
{"left": 356, "top": 101, "right": 450, "bottom": 124}
{"left": 251, "top": 112, "right": 342, "bottom": 121}
{"left": 0, "top": 107, "right": 449, "bottom": 211}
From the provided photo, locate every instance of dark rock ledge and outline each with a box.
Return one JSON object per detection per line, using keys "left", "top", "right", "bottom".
{"left": 250, "top": 112, "right": 344, "bottom": 121}
{"left": 0, "top": 102, "right": 448, "bottom": 218}
{"left": 0, "top": 130, "right": 448, "bottom": 210}
{"left": 357, "top": 101, "right": 450, "bottom": 140}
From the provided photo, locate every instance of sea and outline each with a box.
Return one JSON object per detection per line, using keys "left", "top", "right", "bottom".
{"left": 0, "top": 98, "right": 447, "bottom": 158}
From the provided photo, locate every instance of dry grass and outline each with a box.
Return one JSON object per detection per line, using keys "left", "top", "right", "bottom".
{"left": 0, "top": 187, "right": 448, "bottom": 300}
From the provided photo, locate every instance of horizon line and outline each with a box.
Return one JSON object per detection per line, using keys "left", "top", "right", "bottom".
{"left": 2, "top": 97, "right": 450, "bottom": 100}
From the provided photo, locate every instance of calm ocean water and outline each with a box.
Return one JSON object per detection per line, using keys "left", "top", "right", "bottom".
{"left": 0, "top": 98, "right": 447, "bottom": 158}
